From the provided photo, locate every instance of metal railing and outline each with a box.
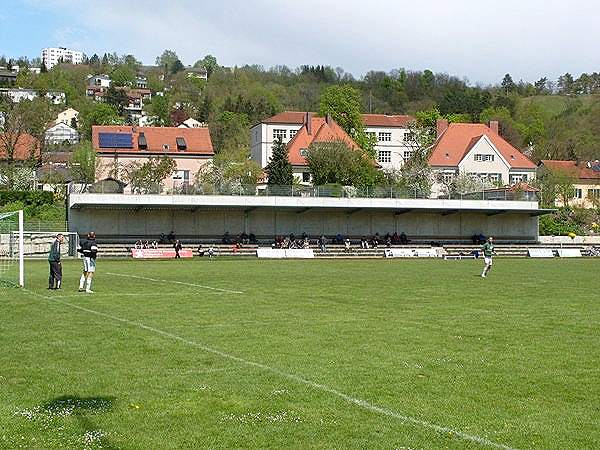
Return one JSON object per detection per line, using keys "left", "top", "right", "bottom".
{"left": 71, "top": 182, "right": 539, "bottom": 202}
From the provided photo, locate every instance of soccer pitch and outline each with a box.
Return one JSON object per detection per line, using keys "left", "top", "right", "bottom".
{"left": 1, "top": 259, "right": 599, "bottom": 449}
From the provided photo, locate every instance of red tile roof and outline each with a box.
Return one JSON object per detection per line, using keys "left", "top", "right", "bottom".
{"left": 262, "top": 111, "right": 414, "bottom": 128}
{"left": 429, "top": 123, "right": 536, "bottom": 169}
{"left": 0, "top": 133, "right": 40, "bottom": 160}
{"left": 361, "top": 114, "right": 413, "bottom": 127}
{"left": 286, "top": 115, "right": 360, "bottom": 166}
{"left": 92, "top": 126, "right": 214, "bottom": 155}
{"left": 540, "top": 160, "right": 600, "bottom": 180}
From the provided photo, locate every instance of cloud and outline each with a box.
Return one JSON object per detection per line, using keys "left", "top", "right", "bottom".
{"left": 17, "top": 0, "right": 600, "bottom": 83}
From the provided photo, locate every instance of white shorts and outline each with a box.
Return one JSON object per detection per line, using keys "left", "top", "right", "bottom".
{"left": 83, "top": 257, "right": 96, "bottom": 273}
{"left": 484, "top": 256, "right": 493, "bottom": 266}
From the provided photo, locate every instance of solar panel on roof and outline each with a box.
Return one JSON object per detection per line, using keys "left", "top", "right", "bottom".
{"left": 99, "top": 132, "right": 133, "bottom": 149}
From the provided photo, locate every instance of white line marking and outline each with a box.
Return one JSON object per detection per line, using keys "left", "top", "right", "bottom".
{"left": 106, "top": 273, "right": 244, "bottom": 294}
{"left": 21, "top": 288, "right": 519, "bottom": 450}
{"left": 50, "top": 292, "right": 223, "bottom": 299}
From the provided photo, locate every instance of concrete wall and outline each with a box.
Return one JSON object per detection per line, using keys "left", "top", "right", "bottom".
{"left": 69, "top": 207, "right": 539, "bottom": 241}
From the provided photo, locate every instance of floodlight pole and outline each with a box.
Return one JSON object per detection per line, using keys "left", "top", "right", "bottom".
{"left": 18, "top": 210, "right": 24, "bottom": 287}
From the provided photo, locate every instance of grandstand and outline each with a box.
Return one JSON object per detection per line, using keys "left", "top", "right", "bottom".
{"left": 68, "top": 191, "right": 550, "bottom": 250}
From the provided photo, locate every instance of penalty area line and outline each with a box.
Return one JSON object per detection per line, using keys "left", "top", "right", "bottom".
{"left": 106, "top": 272, "right": 244, "bottom": 294}
{"left": 22, "top": 288, "right": 519, "bottom": 450}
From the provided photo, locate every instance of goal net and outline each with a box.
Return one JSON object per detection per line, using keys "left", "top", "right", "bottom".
{"left": 0, "top": 211, "right": 24, "bottom": 287}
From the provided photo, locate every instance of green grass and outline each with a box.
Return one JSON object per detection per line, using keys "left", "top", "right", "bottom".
{"left": 1, "top": 258, "right": 599, "bottom": 449}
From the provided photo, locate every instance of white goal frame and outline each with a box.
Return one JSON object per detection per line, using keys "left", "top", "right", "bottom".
{"left": 0, "top": 210, "right": 24, "bottom": 287}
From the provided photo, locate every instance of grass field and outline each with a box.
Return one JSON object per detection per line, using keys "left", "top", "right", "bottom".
{"left": 1, "top": 258, "right": 599, "bottom": 449}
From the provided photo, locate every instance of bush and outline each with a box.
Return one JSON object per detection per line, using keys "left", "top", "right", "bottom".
{"left": 0, "top": 191, "right": 55, "bottom": 208}
{"left": 539, "top": 208, "right": 586, "bottom": 236}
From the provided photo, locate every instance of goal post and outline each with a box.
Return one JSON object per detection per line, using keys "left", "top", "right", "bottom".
{"left": 0, "top": 210, "right": 25, "bottom": 287}
{"left": 0, "top": 211, "right": 78, "bottom": 288}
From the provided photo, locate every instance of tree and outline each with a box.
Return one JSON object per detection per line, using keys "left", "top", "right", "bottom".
{"left": 265, "top": 137, "right": 293, "bottom": 185}
{"left": 535, "top": 167, "right": 577, "bottom": 207}
{"left": 125, "top": 157, "right": 177, "bottom": 194}
{"left": 144, "top": 95, "right": 172, "bottom": 126}
{"left": 79, "top": 102, "right": 121, "bottom": 139}
{"left": 319, "top": 84, "right": 374, "bottom": 156}
{"left": 401, "top": 120, "right": 435, "bottom": 197}
{"left": 170, "top": 59, "right": 185, "bottom": 74}
{"left": 156, "top": 50, "right": 181, "bottom": 74}
{"left": 104, "top": 86, "right": 129, "bottom": 115}
{"left": 195, "top": 148, "right": 262, "bottom": 192}
{"left": 40, "top": 61, "right": 48, "bottom": 73}
{"left": 195, "top": 55, "right": 218, "bottom": 77}
{"left": 306, "top": 140, "right": 380, "bottom": 188}
{"left": 501, "top": 73, "right": 516, "bottom": 94}
{"left": 209, "top": 111, "right": 249, "bottom": 153}
{"left": 557, "top": 73, "right": 575, "bottom": 95}
{"left": 534, "top": 77, "right": 549, "bottom": 95}
{"left": 110, "top": 65, "right": 136, "bottom": 87}
{"left": 69, "top": 141, "right": 97, "bottom": 191}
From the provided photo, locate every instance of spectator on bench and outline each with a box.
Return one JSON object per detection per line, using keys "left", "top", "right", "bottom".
{"left": 400, "top": 232, "right": 409, "bottom": 245}
{"left": 360, "top": 237, "right": 368, "bottom": 249}
{"left": 222, "top": 231, "right": 232, "bottom": 244}
{"left": 392, "top": 232, "right": 400, "bottom": 245}
{"left": 249, "top": 233, "right": 257, "bottom": 244}
{"left": 168, "top": 230, "right": 176, "bottom": 243}
{"left": 319, "top": 235, "right": 327, "bottom": 253}
{"left": 344, "top": 238, "right": 351, "bottom": 252}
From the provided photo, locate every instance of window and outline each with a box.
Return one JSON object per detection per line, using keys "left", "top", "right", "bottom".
{"left": 403, "top": 132, "right": 415, "bottom": 142}
{"left": 377, "top": 150, "right": 391, "bottom": 163}
{"left": 474, "top": 154, "right": 494, "bottom": 162}
{"left": 366, "top": 131, "right": 376, "bottom": 140}
{"left": 302, "top": 172, "right": 311, "bottom": 183}
{"left": 509, "top": 174, "right": 528, "bottom": 184}
{"left": 289, "top": 129, "right": 297, "bottom": 138}
{"left": 574, "top": 188, "right": 583, "bottom": 199}
{"left": 488, "top": 173, "right": 502, "bottom": 183}
{"left": 273, "top": 129, "right": 287, "bottom": 140}
{"left": 403, "top": 150, "right": 414, "bottom": 160}
{"left": 441, "top": 172, "right": 455, "bottom": 184}
{"left": 172, "top": 170, "right": 189, "bottom": 181}
{"left": 300, "top": 148, "right": 308, "bottom": 157}
{"left": 588, "top": 189, "right": 600, "bottom": 199}
{"left": 176, "top": 137, "right": 187, "bottom": 151}
{"left": 378, "top": 132, "right": 392, "bottom": 142}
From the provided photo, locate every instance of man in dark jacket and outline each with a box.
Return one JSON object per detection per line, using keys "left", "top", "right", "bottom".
{"left": 173, "top": 240, "right": 182, "bottom": 258}
{"left": 78, "top": 232, "right": 98, "bottom": 293}
{"left": 48, "top": 234, "right": 65, "bottom": 289}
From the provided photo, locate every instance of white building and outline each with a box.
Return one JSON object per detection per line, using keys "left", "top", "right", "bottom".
{"left": 429, "top": 120, "right": 537, "bottom": 196}
{"left": 45, "top": 123, "right": 79, "bottom": 146}
{"left": 251, "top": 112, "right": 414, "bottom": 171}
{"left": 55, "top": 108, "right": 79, "bottom": 127}
{"left": 87, "top": 74, "right": 112, "bottom": 88}
{"left": 42, "top": 47, "right": 84, "bottom": 69}
{"left": 0, "top": 88, "right": 38, "bottom": 102}
{"left": 0, "top": 88, "right": 65, "bottom": 104}
{"left": 178, "top": 118, "right": 205, "bottom": 129}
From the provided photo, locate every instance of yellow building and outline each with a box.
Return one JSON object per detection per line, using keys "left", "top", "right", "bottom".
{"left": 539, "top": 160, "right": 600, "bottom": 208}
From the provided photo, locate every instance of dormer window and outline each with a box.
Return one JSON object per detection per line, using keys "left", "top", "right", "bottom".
{"left": 138, "top": 132, "right": 147, "bottom": 150}
{"left": 300, "top": 148, "right": 308, "bottom": 157}
{"left": 176, "top": 137, "right": 187, "bottom": 151}
{"left": 163, "top": 144, "right": 170, "bottom": 151}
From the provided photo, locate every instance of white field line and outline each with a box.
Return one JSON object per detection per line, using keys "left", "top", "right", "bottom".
{"left": 22, "top": 288, "right": 520, "bottom": 450}
{"left": 106, "top": 272, "right": 244, "bottom": 294}
{"left": 50, "top": 292, "right": 223, "bottom": 299}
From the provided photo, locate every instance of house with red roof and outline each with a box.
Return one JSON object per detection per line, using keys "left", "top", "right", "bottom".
{"left": 92, "top": 125, "right": 214, "bottom": 192}
{"left": 0, "top": 133, "right": 40, "bottom": 161}
{"left": 429, "top": 120, "right": 537, "bottom": 196}
{"left": 538, "top": 160, "right": 600, "bottom": 208}
{"left": 251, "top": 111, "right": 414, "bottom": 176}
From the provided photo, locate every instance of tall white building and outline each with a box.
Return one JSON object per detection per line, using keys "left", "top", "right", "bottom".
{"left": 251, "top": 112, "right": 414, "bottom": 171}
{"left": 41, "top": 47, "right": 84, "bottom": 69}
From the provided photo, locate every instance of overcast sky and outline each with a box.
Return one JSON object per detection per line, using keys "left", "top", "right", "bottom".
{"left": 2, "top": 0, "right": 599, "bottom": 85}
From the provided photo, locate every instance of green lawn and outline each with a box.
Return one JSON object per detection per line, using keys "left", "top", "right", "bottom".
{"left": 1, "top": 258, "right": 599, "bottom": 449}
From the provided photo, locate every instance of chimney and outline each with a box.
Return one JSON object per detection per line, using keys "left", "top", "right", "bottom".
{"left": 306, "top": 112, "right": 312, "bottom": 135}
{"left": 489, "top": 121, "right": 499, "bottom": 135}
{"left": 325, "top": 113, "right": 332, "bottom": 125}
{"left": 436, "top": 119, "right": 448, "bottom": 137}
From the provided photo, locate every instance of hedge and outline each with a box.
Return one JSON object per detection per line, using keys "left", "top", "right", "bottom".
{"left": 0, "top": 190, "right": 55, "bottom": 207}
